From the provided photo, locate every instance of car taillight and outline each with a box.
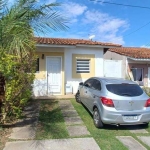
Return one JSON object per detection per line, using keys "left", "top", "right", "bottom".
{"left": 145, "top": 98, "right": 150, "bottom": 107}
{"left": 100, "top": 97, "right": 114, "bottom": 107}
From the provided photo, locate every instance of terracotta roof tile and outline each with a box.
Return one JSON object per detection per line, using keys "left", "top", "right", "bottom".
{"left": 108, "top": 47, "right": 150, "bottom": 59}
{"left": 35, "top": 37, "right": 121, "bottom": 47}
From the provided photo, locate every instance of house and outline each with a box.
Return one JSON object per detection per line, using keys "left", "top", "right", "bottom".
{"left": 104, "top": 47, "right": 150, "bottom": 87}
{"left": 33, "top": 37, "right": 121, "bottom": 96}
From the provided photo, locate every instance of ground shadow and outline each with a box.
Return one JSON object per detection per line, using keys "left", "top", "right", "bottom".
{"left": 1, "top": 100, "right": 40, "bottom": 128}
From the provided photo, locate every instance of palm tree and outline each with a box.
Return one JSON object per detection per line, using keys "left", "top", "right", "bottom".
{"left": 0, "top": 0, "right": 68, "bottom": 123}
{"left": 0, "top": 0, "right": 67, "bottom": 56}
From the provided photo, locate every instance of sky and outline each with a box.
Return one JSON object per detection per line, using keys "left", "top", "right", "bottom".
{"left": 8, "top": 0, "right": 150, "bottom": 47}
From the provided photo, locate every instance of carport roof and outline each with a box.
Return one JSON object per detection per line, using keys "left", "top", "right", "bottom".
{"left": 35, "top": 37, "right": 121, "bottom": 47}
{"left": 108, "top": 47, "right": 150, "bottom": 59}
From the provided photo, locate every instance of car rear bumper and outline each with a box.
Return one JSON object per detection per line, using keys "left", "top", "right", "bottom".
{"left": 100, "top": 106, "right": 150, "bottom": 125}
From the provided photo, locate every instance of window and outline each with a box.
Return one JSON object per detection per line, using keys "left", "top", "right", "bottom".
{"left": 36, "top": 58, "right": 39, "bottom": 72}
{"left": 92, "top": 80, "right": 101, "bottom": 91}
{"left": 106, "top": 84, "right": 143, "bottom": 97}
{"left": 76, "top": 59, "right": 90, "bottom": 73}
{"left": 84, "top": 79, "right": 94, "bottom": 88}
{"left": 84, "top": 79, "right": 101, "bottom": 91}
{"left": 131, "top": 68, "right": 143, "bottom": 81}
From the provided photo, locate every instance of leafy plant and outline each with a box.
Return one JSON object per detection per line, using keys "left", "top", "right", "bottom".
{"left": 0, "top": 0, "right": 68, "bottom": 123}
{"left": 0, "top": 52, "right": 36, "bottom": 122}
{"left": 142, "top": 87, "right": 150, "bottom": 97}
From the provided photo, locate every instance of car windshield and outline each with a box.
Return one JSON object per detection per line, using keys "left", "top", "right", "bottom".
{"left": 106, "top": 84, "right": 143, "bottom": 97}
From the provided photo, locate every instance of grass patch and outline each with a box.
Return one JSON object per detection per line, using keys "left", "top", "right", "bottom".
{"left": 71, "top": 99, "right": 150, "bottom": 150}
{"left": 36, "top": 100, "right": 69, "bottom": 140}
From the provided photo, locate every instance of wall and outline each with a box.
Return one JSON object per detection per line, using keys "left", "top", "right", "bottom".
{"left": 103, "top": 51, "right": 126, "bottom": 78}
{"left": 33, "top": 47, "right": 65, "bottom": 96}
{"left": 33, "top": 46, "right": 104, "bottom": 96}
{"left": 64, "top": 46, "right": 103, "bottom": 94}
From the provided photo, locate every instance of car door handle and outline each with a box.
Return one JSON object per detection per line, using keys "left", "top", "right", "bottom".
{"left": 85, "top": 91, "right": 87, "bottom": 93}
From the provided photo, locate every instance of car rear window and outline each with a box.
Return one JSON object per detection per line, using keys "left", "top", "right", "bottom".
{"left": 106, "top": 84, "right": 143, "bottom": 96}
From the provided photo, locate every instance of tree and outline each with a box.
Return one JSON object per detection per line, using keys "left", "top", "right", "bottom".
{"left": 0, "top": 0, "right": 67, "bottom": 123}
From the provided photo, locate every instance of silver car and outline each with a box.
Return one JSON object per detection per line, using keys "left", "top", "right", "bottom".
{"left": 75, "top": 77, "right": 150, "bottom": 128}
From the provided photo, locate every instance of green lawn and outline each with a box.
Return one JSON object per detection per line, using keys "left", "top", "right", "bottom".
{"left": 35, "top": 99, "right": 150, "bottom": 150}
{"left": 70, "top": 99, "right": 150, "bottom": 150}
{"left": 36, "top": 100, "right": 69, "bottom": 140}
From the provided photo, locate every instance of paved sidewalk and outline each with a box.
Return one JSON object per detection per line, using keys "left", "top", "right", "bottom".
{"left": 9, "top": 102, "right": 40, "bottom": 140}
{"left": 138, "top": 136, "right": 150, "bottom": 147}
{"left": 4, "top": 138, "right": 101, "bottom": 150}
{"left": 34, "top": 94, "right": 75, "bottom": 100}
{"left": 59, "top": 100, "right": 90, "bottom": 137}
{"left": 116, "top": 136, "right": 147, "bottom": 150}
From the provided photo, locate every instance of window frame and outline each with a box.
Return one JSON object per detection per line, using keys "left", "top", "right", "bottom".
{"left": 131, "top": 68, "right": 143, "bottom": 81}
{"left": 72, "top": 54, "right": 95, "bottom": 79}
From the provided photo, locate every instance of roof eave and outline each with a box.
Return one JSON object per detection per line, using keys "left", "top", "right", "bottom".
{"left": 127, "top": 57, "right": 150, "bottom": 61}
{"left": 36, "top": 43, "right": 120, "bottom": 48}
{"left": 76, "top": 44, "right": 120, "bottom": 48}
{"left": 36, "top": 44, "right": 76, "bottom": 48}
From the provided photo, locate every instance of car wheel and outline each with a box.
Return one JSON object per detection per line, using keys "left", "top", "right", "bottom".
{"left": 141, "top": 123, "right": 149, "bottom": 128}
{"left": 93, "top": 108, "right": 104, "bottom": 128}
{"left": 75, "top": 91, "right": 81, "bottom": 103}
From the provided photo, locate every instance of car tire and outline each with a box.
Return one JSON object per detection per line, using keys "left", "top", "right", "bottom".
{"left": 141, "top": 123, "right": 149, "bottom": 128}
{"left": 75, "top": 91, "right": 81, "bottom": 103}
{"left": 93, "top": 108, "right": 104, "bottom": 128}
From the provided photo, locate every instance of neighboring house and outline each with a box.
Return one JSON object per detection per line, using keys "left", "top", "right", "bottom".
{"left": 104, "top": 47, "right": 150, "bottom": 87}
{"left": 33, "top": 37, "right": 121, "bottom": 96}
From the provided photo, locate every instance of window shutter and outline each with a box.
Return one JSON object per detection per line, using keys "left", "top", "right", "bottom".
{"left": 76, "top": 59, "right": 90, "bottom": 73}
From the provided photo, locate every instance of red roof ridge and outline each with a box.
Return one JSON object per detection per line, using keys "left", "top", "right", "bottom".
{"left": 35, "top": 37, "right": 121, "bottom": 47}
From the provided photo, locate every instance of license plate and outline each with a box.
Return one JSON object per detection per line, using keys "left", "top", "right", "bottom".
{"left": 123, "top": 115, "right": 138, "bottom": 120}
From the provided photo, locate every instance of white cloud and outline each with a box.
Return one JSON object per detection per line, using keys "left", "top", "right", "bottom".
{"left": 101, "top": 34, "right": 125, "bottom": 45}
{"left": 82, "top": 10, "right": 129, "bottom": 45}
{"left": 98, "top": 19, "right": 127, "bottom": 33}
{"left": 84, "top": 10, "right": 108, "bottom": 24}
{"left": 61, "top": 2, "right": 87, "bottom": 24}
{"left": 63, "top": 2, "right": 87, "bottom": 17}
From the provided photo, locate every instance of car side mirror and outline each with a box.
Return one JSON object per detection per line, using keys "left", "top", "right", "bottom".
{"left": 79, "top": 82, "right": 83, "bottom": 86}
{"left": 84, "top": 83, "right": 89, "bottom": 87}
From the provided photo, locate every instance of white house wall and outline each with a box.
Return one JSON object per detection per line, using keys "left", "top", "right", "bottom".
{"left": 104, "top": 51, "right": 126, "bottom": 78}
{"left": 64, "top": 46, "right": 104, "bottom": 94}
{"left": 33, "top": 46, "right": 104, "bottom": 96}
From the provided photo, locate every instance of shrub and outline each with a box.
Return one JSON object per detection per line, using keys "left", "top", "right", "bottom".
{"left": 142, "top": 87, "right": 150, "bottom": 97}
{"left": 0, "top": 53, "right": 36, "bottom": 123}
